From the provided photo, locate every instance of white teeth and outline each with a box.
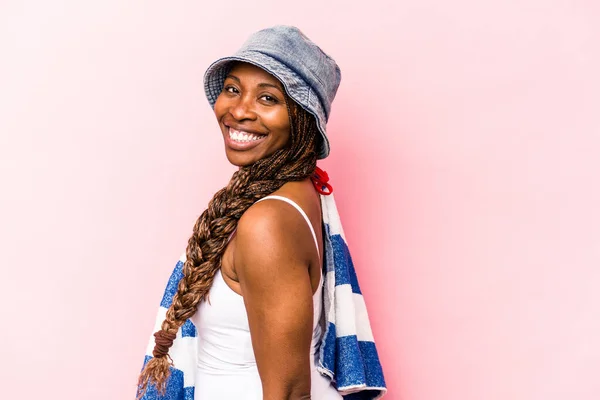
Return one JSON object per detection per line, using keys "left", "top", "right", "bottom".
{"left": 229, "top": 127, "right": 264, "bottom": 143}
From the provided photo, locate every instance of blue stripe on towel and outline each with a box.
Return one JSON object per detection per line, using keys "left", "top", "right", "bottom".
{"left": 160, "top": 261, "right": 184, "bottom": 308}
{"left": 334, "top": 339, "right": 386, "bottom": 399}
{"left": 335, "top": 335, "right": 366, "bottom": 388}
{"left": 183, "top": 387, "right": 194, "bottom": 400}
{"left": 321, "top": 322, "right": 337, "bottom": 373}
{"left": 358, "top": 341, "right": 386, "bottom": 388}
{"left": 330, "top": 235, "right": 362, "bottom": 295}
{"left": 181, "top": 319, "right": 197, "bottom": 337}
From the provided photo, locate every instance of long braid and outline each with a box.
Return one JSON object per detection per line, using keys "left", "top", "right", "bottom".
{"left": 137, "top": 98, "right": 319, "bottom": 398}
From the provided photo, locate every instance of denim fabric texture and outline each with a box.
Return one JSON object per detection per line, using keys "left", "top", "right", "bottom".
{"left": 203, "top": 25, "right": 342, "bottom": 159}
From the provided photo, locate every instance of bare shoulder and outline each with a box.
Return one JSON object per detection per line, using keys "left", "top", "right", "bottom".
{"left": 238, "top": 179, "right": 318, "bottom": 233}
{"left": 236, "top": 193, "right": 306, "bottom": 258}
{"left": 235, "top": 179, "right": 321, "bottom": 270}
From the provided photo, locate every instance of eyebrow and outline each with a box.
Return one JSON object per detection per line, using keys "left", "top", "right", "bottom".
{"left": 225, "top": 74, "right": 284, "bottom": 93}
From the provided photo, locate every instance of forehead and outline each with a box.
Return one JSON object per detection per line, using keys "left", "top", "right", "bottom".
{"left": 226, "top": 62, "right": 284, "bottom": 89}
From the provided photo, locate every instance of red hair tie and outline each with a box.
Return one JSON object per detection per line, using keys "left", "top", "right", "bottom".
{"left": 311, "top": 166, "right": 333, "bottom": 195}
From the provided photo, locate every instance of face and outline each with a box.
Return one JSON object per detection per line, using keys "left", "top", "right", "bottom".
{"left": 214, "top": 62, "right": 291, "bottom": 167}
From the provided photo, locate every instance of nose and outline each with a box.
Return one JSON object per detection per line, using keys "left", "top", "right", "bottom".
{"left": 229, "top": 95, "right": 257, "bottom": 121}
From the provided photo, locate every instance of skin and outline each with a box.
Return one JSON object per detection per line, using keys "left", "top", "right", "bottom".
{"left": 214, "top": 62, "right": 324, "bottom": 400}
{"left": 214, "top": 62, "right": 293, "bottom": 167}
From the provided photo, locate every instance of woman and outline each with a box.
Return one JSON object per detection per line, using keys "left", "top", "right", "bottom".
{"left": 137, "top": 26, "right": 385, "bottom": 400}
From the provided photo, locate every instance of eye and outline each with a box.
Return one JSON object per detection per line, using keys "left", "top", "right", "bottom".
{"left": 260, "top": 94, "right": 278, "bottom": 103}
{"left": 223, "top": 85, "right": 239, "bottom": 94}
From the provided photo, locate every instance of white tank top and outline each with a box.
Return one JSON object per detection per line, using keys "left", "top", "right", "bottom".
{"left": 191, "top": 195, "right": 342, "bottom": 399}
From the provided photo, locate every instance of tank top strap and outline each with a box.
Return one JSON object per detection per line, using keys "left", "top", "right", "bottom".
{"left": 256, "top": 195, "right": 320, "bottom": 258}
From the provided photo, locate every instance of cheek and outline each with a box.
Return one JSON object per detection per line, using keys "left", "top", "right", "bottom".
{"left": 267, "top": 109, "right": 291, "bottom": 139}
{"left": 213, "top": 95, "right": 226, "bottom": 118}
{"left": 280, "top": 119, "right": 291, "bottom": 143}
{"left": 281, "top": 123, "right": 291, "bottom": 143}
{"left": 273, "top": 121, "right": 291, "bottom": 144}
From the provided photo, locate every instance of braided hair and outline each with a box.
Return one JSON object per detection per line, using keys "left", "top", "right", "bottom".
{"left": 136, "top": 93, "right": 320, "bottom": 398}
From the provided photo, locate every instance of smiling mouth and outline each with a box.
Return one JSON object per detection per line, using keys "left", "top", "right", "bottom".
{"left": 229, "top": 127, "right": 267, "bottom": 143}
{"left": 228, "top": 127, "right": 267, "bottom": 143}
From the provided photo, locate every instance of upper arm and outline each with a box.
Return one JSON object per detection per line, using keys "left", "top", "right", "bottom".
{"left": 234, "top": 200, "right": 314, "bottom": 399}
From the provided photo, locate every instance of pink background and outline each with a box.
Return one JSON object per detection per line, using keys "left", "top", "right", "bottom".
{"left": 1, "top": 1, "right": 599, "bottom": 399}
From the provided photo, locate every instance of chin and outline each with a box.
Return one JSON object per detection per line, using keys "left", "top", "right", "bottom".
{"left": 223, "top": 142, "right": 286, "bottom": 167}
{"left": 224, "top": 149, "right": 261, "bottom": 167}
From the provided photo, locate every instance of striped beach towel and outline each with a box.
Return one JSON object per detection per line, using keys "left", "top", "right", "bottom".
{"left": 139, "top": 176, "right": 387, "bottom": 399}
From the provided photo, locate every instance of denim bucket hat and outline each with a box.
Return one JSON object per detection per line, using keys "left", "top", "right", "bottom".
{"left": 203, "top": 25, "right": 341, "bottom": 159}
